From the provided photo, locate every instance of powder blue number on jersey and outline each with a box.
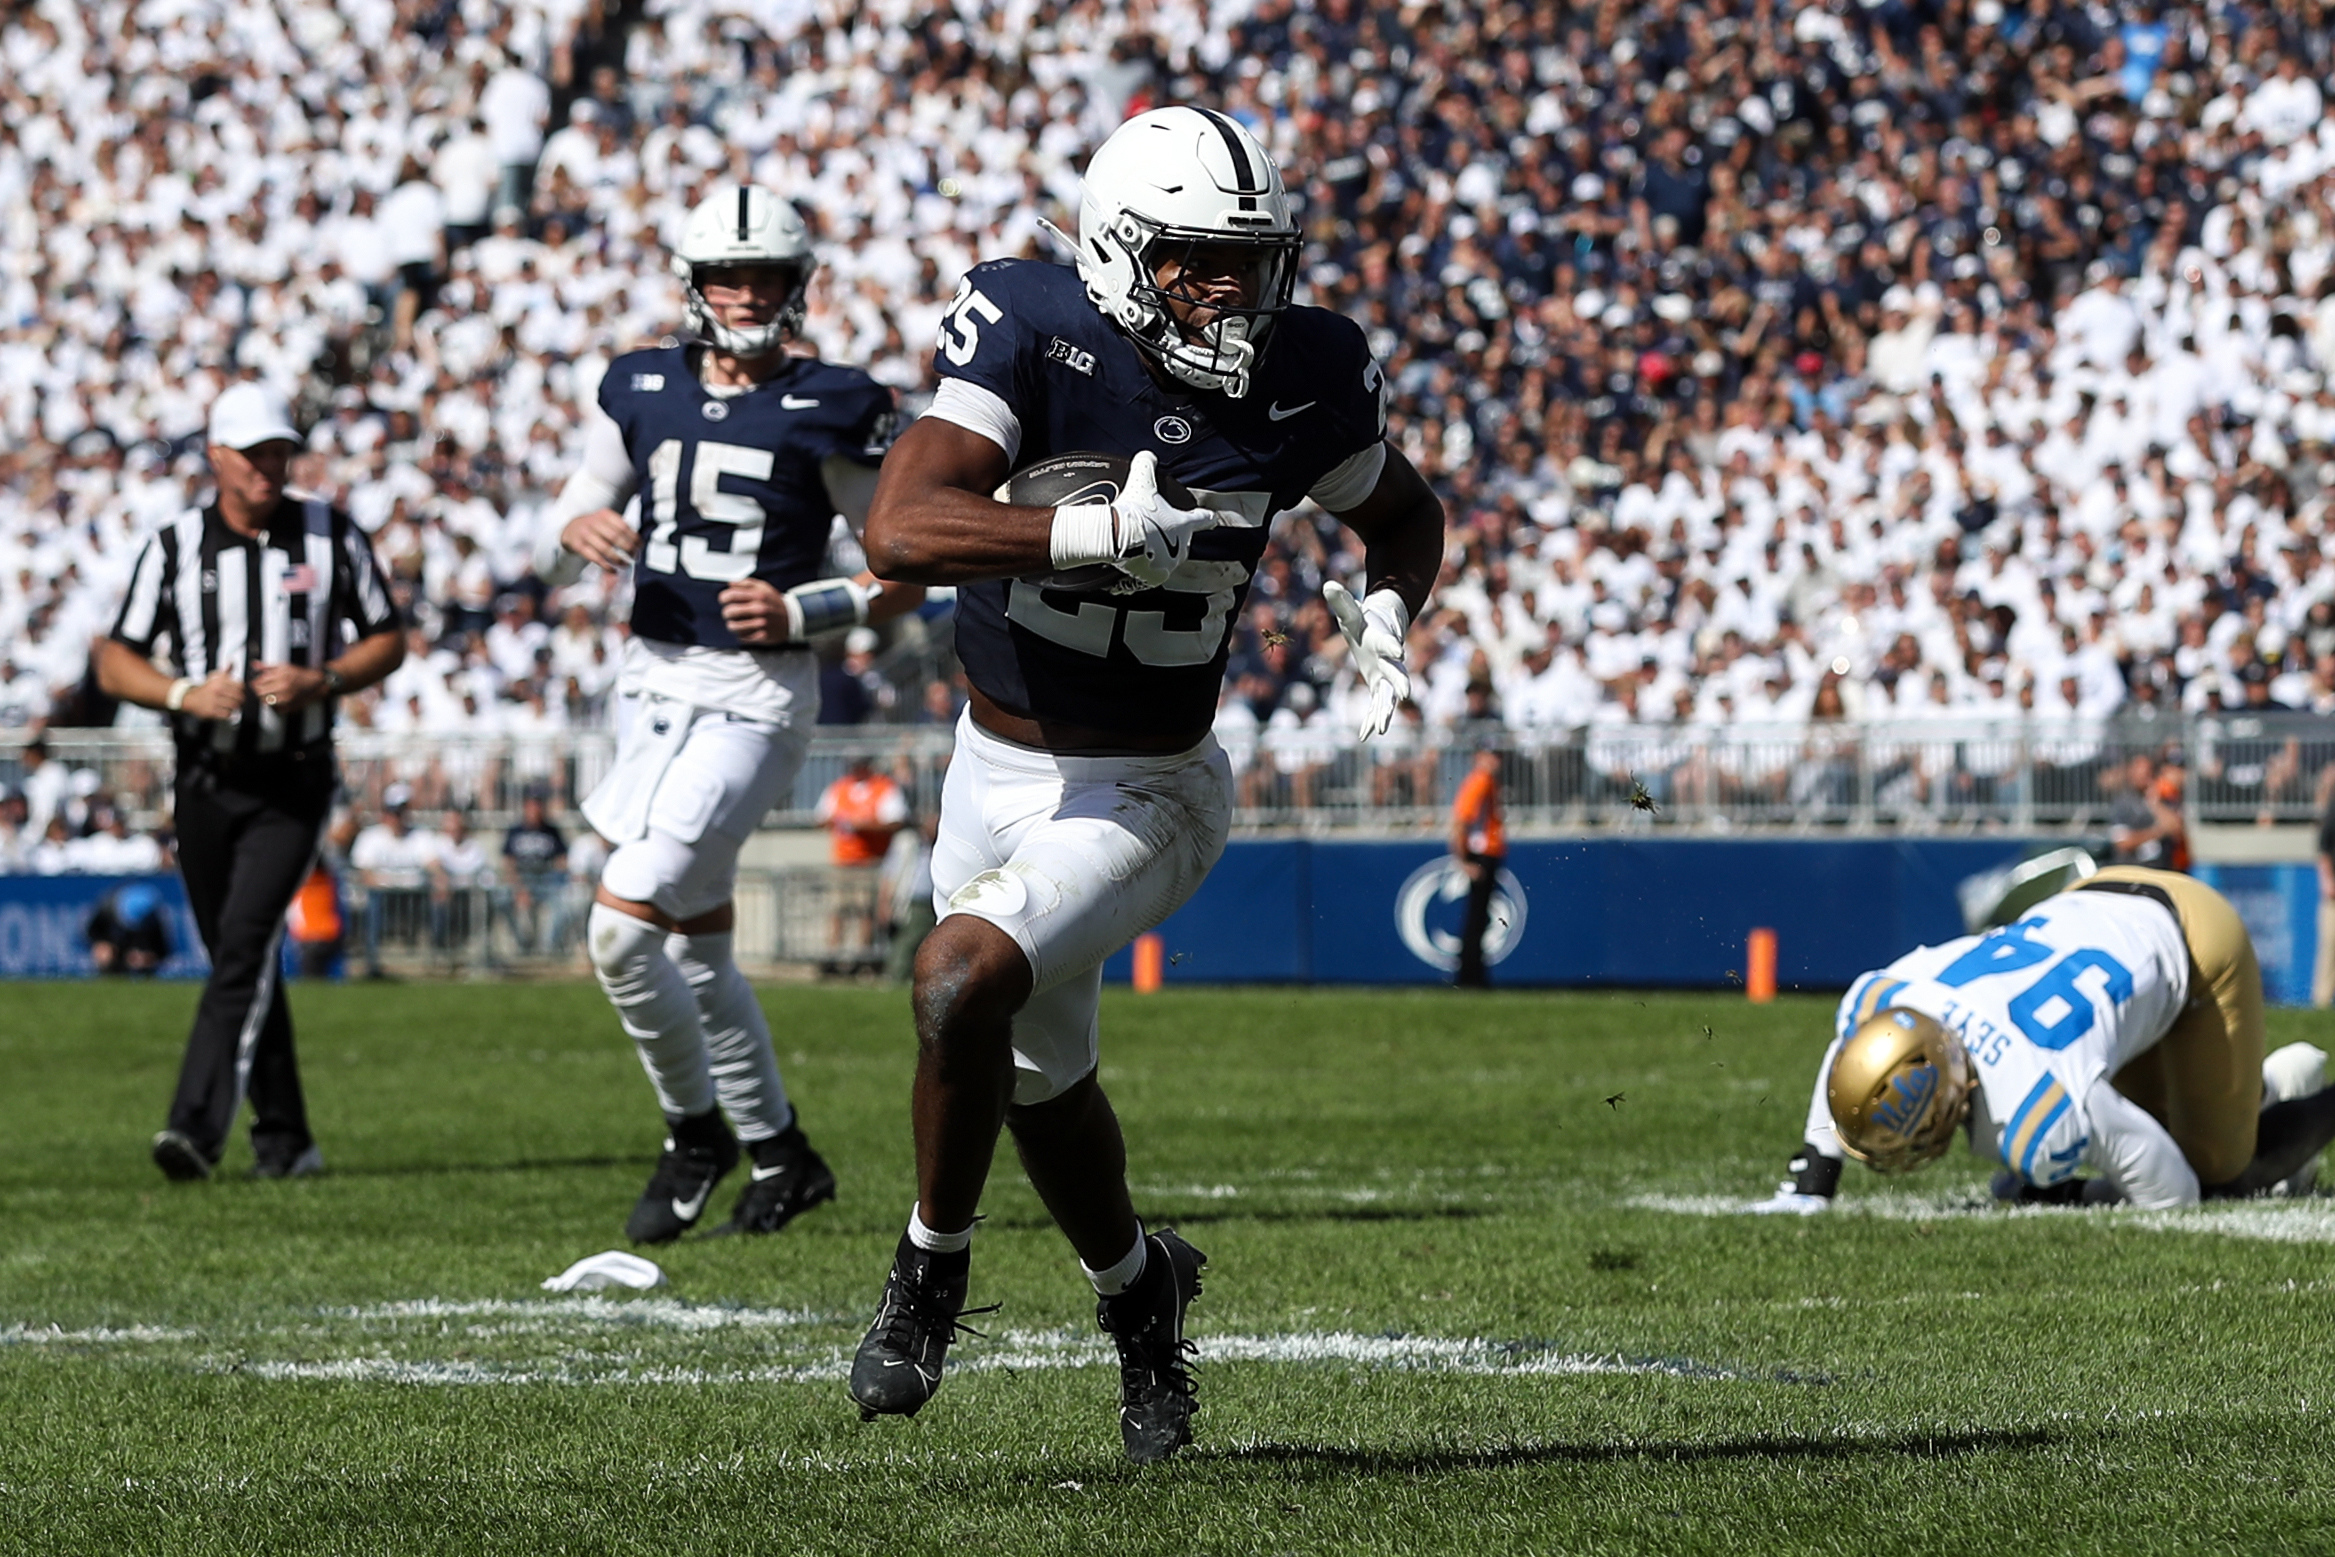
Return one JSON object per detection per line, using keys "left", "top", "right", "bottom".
{"left": 1935, "top": 917, "right": 2135, "bottom": 1051}
{"left": 936, "top": 259, "right": 1386, "bottom": 733}
{"left": 598, "top": 344, "right": 894, "bottom": 650}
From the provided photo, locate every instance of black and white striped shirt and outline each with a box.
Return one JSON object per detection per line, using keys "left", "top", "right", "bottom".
{"left": 111, "top": 496, "right": 402, "bottom": 760}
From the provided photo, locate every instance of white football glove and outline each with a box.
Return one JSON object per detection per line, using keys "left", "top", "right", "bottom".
{"left": 1744, "top": 1186, "right": 1832, "bottom": 1215}
{"left": 1047, "top": 452, "right": 1230, "bottom": 595}
{"left": 1323, "top": 579, "right": 1412, "bottom": 740}
{"left": 1109, "top": 450, "right": 1228, "bottom": 593}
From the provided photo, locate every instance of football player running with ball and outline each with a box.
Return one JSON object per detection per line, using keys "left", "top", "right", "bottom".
{"left": 534, "top": 187, "right": 920, "bottom": 1243}
{"left": 1753, "top": 867, "right": 2335, "bottom": 1213}
{"left": 845, "top": 107, "right": 1443, "bottom": 1461}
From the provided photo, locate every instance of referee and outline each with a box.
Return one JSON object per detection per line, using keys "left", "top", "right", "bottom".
{"left": 97, "top": 383, "right": 404, "bottom": 1181}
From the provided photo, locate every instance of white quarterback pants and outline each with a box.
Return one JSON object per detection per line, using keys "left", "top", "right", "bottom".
{"left": 582, "top": 664, "right": 812, "bottom": 1139}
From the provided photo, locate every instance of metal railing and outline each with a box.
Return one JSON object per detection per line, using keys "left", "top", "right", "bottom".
{"left": 332, "top": 866, "right": 897, "bottom": 978}
{"left": 3, "top": 712, "right": 2330, "bottom": 836}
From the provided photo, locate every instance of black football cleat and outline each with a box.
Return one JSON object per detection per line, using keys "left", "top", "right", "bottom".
{"left": 849, "top": 1233, "right": 994, "bottom": 1420}
{"left": 718, "top": 1123, "right": 837, "bottom": 1236}
{"left": 1097, "top": 1228, "right": 1207, "bottom": 1464}
{"left": 151, "top": 1130, "right": 216, "bottom": 1183}
{"left": 250, "top": 1144, "right": 325, "bottom": 1180}
{"left": 624, "top": 1112, "right": 739, "bottom": 1244}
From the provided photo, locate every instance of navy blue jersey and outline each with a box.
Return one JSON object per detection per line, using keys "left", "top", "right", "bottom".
{"left": 936, "top": 259, "right": 1385, "bottom": 734}
{"left": 600, "top": 345, "right": 894, "bottom": 649}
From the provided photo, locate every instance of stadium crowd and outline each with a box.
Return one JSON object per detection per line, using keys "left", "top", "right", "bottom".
{"left": 8, "top": 0, "right": 2335, "bottom": 864}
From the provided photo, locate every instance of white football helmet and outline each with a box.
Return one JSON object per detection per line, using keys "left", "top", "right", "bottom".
{"left": 1072, "top": 106, "right": 1300, "bottom": 399}
{"left": 670, "top": 185, "right": 815, "bottom": 356}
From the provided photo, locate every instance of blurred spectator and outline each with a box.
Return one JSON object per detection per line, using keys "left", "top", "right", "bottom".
{"left": 18, "top": 740, "right": 69, "bottom": 844}
{"left": 500, "top": 789, "right": 569, "bottom": 953}
{"left": 69, "top": 804, "right": 165, "bottom": 874}
{"left": 2110, "top": 753, "right": 2186, "bottom": 869}
{"left": 818, "top": 754, "right": 908, "bottom": 868}
{"left": 27, "top": 818, "right": 76, "bottom": 875}
{"left": 819, "top": 628, "right": 897, "bottom": 726}
{"left": 0, "top": 788, "right": 26, "bottom": 871}
{"left": 436, "top": 809, "right": 495, "bottom": 965}
{"left": 349, "top": 787, "right": 446, "bottom": 977}
{"left": 284, "top": 864, "right": 346, "bottom": 980}
{"left": 86, "top": 882, "right": 171, "bottom": 976}
{"left": 1449, "top": 745, "right": 1506, "bottom": 991}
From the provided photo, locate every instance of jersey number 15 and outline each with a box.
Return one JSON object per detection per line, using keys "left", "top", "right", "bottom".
{"left": 641, "top": 438, "right": 771, "bottom": 582}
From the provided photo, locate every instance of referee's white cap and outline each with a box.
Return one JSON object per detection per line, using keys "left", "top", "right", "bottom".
{"left": 208, "top": 382, "right": 301, "bottom": 451}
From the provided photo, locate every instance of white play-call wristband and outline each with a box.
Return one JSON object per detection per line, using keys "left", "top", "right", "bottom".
{"left": 1048, "top": 501, "right": 1121, "bottom": 570}
{"left": 164, "top": 677, "right": 193, "bottom": 712}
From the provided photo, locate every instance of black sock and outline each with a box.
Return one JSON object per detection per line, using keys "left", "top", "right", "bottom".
{"left": 668, "top": 1108, "right": 729, "bottom": 1151}
{"left": 749, "top": 1121, "right": 807, "bottom": 1169}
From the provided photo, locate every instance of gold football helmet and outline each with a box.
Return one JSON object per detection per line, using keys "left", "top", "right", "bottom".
{"left": 1827, "top": 1008, "right": 1973, "bottom": 1172}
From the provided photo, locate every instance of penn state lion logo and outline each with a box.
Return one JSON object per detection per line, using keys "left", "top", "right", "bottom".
{"left": 1395, "top": 858, "right": 1527, "bottom": 973}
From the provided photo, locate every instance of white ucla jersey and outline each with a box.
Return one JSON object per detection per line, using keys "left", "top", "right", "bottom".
{"left": 1831, "top": 891, "right": 2190, "bottom": 1185}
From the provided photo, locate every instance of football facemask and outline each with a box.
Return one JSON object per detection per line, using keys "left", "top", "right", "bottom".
{"left": 1826, "top": 1008, "right": 1974, "bottom": 1173}
{"left": 671, "top": 185, "right": 815, "bottom": 357}
{"left": 1074, "top": 106, "right": 1301, "bottom": 399}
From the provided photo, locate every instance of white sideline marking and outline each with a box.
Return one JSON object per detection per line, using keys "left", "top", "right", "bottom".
{"left": 330, "top": 1298, "right": 829, "bottom": 1330}
{"left": 0, "top": 1324, "right": 197, "bottom": 1346}
{"left": 1633, "top": 1192, "right": 2335, "bottom": 1241}
{"left": 186, "top": 1328, "right": 1744, "bottom": 1387}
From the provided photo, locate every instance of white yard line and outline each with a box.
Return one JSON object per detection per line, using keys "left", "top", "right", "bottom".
{"left": 328, "top": 1297, "right": 831, "bottom": 1330}
{"left": 0, "top": 1323, "right": 198, "bottom": 1346}
{"left": 192, "top": 1329, "right": 1743, "bottom": 1387}
{"left": 1631, "top": 1191, "right": 2335, "bottom": 1241}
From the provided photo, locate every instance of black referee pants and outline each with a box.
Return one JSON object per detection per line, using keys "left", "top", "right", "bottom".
{"left": 1456, "top": 853, "right": 1500, "bottom": 990}
{"left": 168, "top": 768, "right": 329, "bottom": 1165}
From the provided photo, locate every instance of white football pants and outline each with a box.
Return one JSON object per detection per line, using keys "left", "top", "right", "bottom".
{"left": 931, "top": 708, "right": 1232, "bottom": 1105}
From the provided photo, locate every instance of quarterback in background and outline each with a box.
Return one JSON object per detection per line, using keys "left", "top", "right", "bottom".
{"left": 535, "top": 186, "right": 921, "bottom": 1243}
{"left": 846, "top": 106, "right": 1443, "bottom": 1461}
{"left": 1754, "top": 867, "right": 2335, "bottom": 1213}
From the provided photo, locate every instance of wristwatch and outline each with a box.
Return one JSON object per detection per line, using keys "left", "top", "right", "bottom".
{"left": 322, "top": 667, "right": 346, "bottom": 696}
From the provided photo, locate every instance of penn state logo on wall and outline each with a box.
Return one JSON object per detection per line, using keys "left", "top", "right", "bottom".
{"left": 1394, "top": 858, "right": 1527, "bottom": 972}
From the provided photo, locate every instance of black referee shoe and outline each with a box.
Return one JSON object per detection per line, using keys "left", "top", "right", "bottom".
{"left": 151, "top": 1130, "right": 216, "bottom": 1183}
{"left": 625, "top": 1112, "right": 738, "bottom": 1244}
{"left": 1098, "top": 1229, "right": 1207, "bottom": 1464}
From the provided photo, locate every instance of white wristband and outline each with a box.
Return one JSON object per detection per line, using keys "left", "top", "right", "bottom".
{"left": 164, "top": 677, "right": 193, "bottom": 712}
{"left": 1049, "top": 502, "right": 1121, "bottom": 570}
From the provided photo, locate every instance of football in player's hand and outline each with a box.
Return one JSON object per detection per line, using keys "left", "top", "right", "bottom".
{"left": 999, "top": 451, "right": 1196, "bottom": 592}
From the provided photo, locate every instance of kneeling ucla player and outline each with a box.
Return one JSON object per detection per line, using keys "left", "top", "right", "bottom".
{"left": 535, "top": 187, "right": 920, "bottom": 1242}
{"left": 843, "top": 107, "right": 1444, "bottom": 1462}
{"left": 1756, "top": 867, "right": 2335, "bottom": 1212}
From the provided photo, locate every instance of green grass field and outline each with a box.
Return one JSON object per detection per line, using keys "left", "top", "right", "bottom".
{"left": 4, "top": 978, "right": 2334, "bottom": 1555}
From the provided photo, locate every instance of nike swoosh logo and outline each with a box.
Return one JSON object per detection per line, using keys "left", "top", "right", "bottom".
{"left": 1268, "top": 400, "right": 1315, "bottom": 420}
{"left": 750, "top": 1164, "right": 787, "bottom": 1182}
{"left": 780, "top": 395, "right": 820, "bottom": 409}
{"left": 671, "top": 1185, "right": 713, "bottom": 1221}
